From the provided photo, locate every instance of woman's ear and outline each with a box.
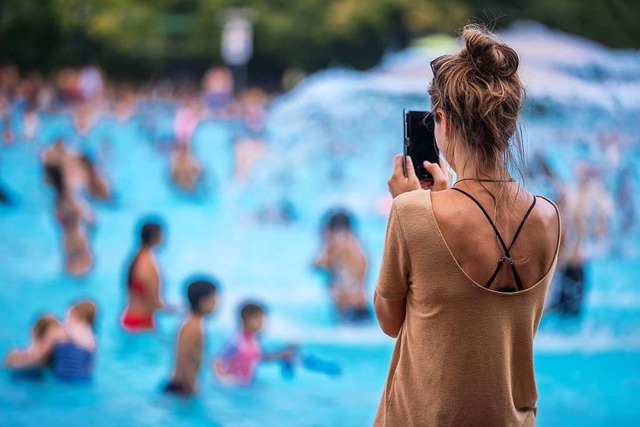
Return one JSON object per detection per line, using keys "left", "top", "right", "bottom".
{"left": 437, "top": 109, "right": 449, "bottom": 137}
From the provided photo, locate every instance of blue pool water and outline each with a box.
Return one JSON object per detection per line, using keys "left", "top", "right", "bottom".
{"left": 2, "top": 23, "right": 640, "bottom": 426}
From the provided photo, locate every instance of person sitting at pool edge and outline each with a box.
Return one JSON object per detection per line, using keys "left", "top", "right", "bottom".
{"left": 213, "top": 301, "right": 296, "bottom": 386}
{"left": 164, "top": 279, "right": 218, "bottom": 396}
{"left": 4, "top": 301, "right": 98, "bottom": 382}
{"left": 121, "top": 220, "right": 166, "bottom": 332}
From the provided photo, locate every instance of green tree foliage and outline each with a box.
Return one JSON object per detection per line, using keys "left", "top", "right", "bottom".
{"left": 0, "top": 0, "right": 638, "bottom": 82}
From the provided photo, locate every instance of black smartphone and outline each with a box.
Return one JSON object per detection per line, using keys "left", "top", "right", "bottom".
{"left": 403, "top": 110, "right": 439, "bottom": 181}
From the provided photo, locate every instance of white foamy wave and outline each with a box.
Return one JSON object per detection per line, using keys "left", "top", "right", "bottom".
{"left": 535, "top": 328, "right": 640, "bottom": 353}
{"left": 272, "top": 20, "right": 640, "bottom": 119}
{"left": 587, "top": 292, "right": 640, "bottom": 309}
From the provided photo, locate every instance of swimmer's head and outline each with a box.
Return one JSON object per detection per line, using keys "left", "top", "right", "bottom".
{"left": 187, "top": 279, "right": 218, "bottom": 315}
{"left": 68, "top": 300, "right": 97, "bottom": 329}
{"left": 240, "top": 302, "right": 266, "bottom": 334}
{"left": 140, "top": 221, "right": 163, "bottom": 247}
{"left": 32, "top": 315, "right": 61, "bottom": 343}
{"left": 326, "top": 210, "right": 352, "bottom": 233}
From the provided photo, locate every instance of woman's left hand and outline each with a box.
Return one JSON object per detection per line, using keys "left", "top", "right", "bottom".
{"left": 388, "top": 155, "right": 420, "bottom": 198}
{"left": 424, "top": 157, "right": 452, "bottom": 192}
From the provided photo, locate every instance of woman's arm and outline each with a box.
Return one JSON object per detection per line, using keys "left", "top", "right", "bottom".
{"left": 374, "top": 155, "right": 423, "bottom": 338}
{"left": 374, "top": 203, "right": 411, "bottom": 338}
{"left": 148, "top": 275, "right": 166, "bottom": 310}
{"left": 374, "top": 292, "right": 406, "bottom": 338}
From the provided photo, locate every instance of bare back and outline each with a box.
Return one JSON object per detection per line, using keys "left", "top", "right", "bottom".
{"left": 170, "top": 317, "right": 203, "bottom": 393}
{"left": 126, "top": 249, "right": 161, "bottom": 314}
{"left": 431, "top": 183, "right": 560, "bottom": 292}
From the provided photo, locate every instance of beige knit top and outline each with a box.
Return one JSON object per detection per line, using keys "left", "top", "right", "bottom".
{"left": 374, "top": 190, "right": 561, "bottom": 427}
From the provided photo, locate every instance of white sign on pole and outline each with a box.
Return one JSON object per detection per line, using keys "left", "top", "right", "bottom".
{"left": 221, "top": 15, "right": 253, "bottom": 66}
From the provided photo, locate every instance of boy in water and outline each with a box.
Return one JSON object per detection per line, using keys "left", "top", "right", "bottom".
{"left": 164, "top": 279, "right": 218, "bottom": 395}
{"left": 314, "top": 210, "right": 371, "bottom": 323}
{"left": 213, "top": 302, "right": 296, "bottom": 386}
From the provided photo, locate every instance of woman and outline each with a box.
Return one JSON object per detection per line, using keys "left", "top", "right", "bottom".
{"left": 374, "top": 25, "right": 561, "bottom": 426}
{"left": 47, "top": 165, "right": 93, "bottom": 276}
{"left": 121, "top": 221, "right": 166, "bottom": 332}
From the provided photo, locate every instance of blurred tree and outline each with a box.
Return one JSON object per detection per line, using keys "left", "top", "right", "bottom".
{"left": 471, "top": 0, "right": 640, "bottom": 48}
{"left": 0, "top": 0, "right": 637, "bottom": 84}
{"left": 0, "top": 0, "right": 63, "bottom": 70}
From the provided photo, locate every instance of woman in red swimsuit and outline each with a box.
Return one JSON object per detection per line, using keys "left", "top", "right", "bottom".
{"left": 121, "top": 221, "right": 166, "bottom": 332}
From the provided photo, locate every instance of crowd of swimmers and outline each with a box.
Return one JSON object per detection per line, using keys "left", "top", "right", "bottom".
{"left": 1, "top": 61, "right": 637, "bottom": 393}
{"left": 0, "top": 61, "right": 352, "bottom": 393}
{"left": 0, "top": 62, "right": 269, "bottom": 196}
{"left": 3, "top": 220, "right": 340, "bottom": 393}
{"left": 0, "top": 61, "right": 271, "bottom": 273}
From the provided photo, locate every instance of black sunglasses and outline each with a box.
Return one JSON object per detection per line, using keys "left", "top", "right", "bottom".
{"left": 430, "top": 55, "right": 446, "bottom": 79}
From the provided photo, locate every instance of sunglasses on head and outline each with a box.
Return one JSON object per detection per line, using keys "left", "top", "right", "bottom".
{"left": 430, "top": 55, "right": 446, "bottom": 80}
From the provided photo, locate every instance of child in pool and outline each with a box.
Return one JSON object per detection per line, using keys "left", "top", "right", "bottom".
{"left": 4, "top": 301, "right": 97, "bottom": 381}
{"left": 315, "top": 210, "right": 371, "bottom": 323}
{"left": 213, "top": 302, "right": 296, "bottom": 386}
{"left": 164, "top": 279, "right": 218, "bottom": 395}
{"left": 63, "top": 301, "right": 97, "bottom": 351}
{"left": 4, "top": 314, "right": 65, "bottom": 369}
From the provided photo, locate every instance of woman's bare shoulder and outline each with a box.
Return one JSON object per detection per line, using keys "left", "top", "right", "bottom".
{"left": 528, "top": 192, "right": 559, "bottom": 223}
{"left": 429, "top": 189, "right": 466, "bottom": 220}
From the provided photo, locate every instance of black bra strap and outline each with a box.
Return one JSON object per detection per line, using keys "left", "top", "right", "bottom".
{"left": 508, "top": 197, "right": 537, "bottom": 291}
{"left": 451, "top": 188, "right": 509, "bottom": 252}
{"left": 451, "top": 187, "right": 538, "bottom": 291}
{"left": 507, "top": 196, "right": 537, "bottom": 252}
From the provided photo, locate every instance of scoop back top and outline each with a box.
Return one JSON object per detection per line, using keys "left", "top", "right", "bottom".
{"left": 374, "top": 189, "right": 561, "bottom": 427}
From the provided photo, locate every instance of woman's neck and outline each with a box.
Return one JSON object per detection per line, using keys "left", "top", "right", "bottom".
{"left": 452, "top": 153, "right": 511, "bottom": 182}
{"left": 140, "top": 246, "right": 154, "bottom": 255}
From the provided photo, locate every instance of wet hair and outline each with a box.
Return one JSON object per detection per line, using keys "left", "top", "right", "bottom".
{"left": 71, "top": 301, "right": 97, "bottom": 329}
{"left": 33, "top": 315, "right": 59, "bottom": 341}
{"left": 140, "top": 222, "right": 162, "bottom": 246}
{"left": 325, "top": 210, "right": 352, "bottom": 233}
{"left": 127, "top": 219, "right": 163, "bottom": 286}
{"left": 80, "top": 154, "right": 95, "bottom": 168}
{"left": 187, "top": 279, "right": 218, "bottom": 313}
{"left": 45, "top": 164, "right": 65, "bottom": 195}
{"left": 428, "top": 24, "right": 526, "bottom": 196}
{"left": 239, "top": 301, "right": 265, "bottom": 324}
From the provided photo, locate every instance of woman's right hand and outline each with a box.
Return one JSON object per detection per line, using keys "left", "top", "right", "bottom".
{"left": 388, "top": 155, "right": 420, "bottom": 198}
{"left": 423, "top": 158, "right": 452, "bottom": 191}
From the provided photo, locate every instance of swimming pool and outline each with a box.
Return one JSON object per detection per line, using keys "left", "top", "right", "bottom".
{"left": 1, "top": 23, "right": 640, "bottom": 426}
